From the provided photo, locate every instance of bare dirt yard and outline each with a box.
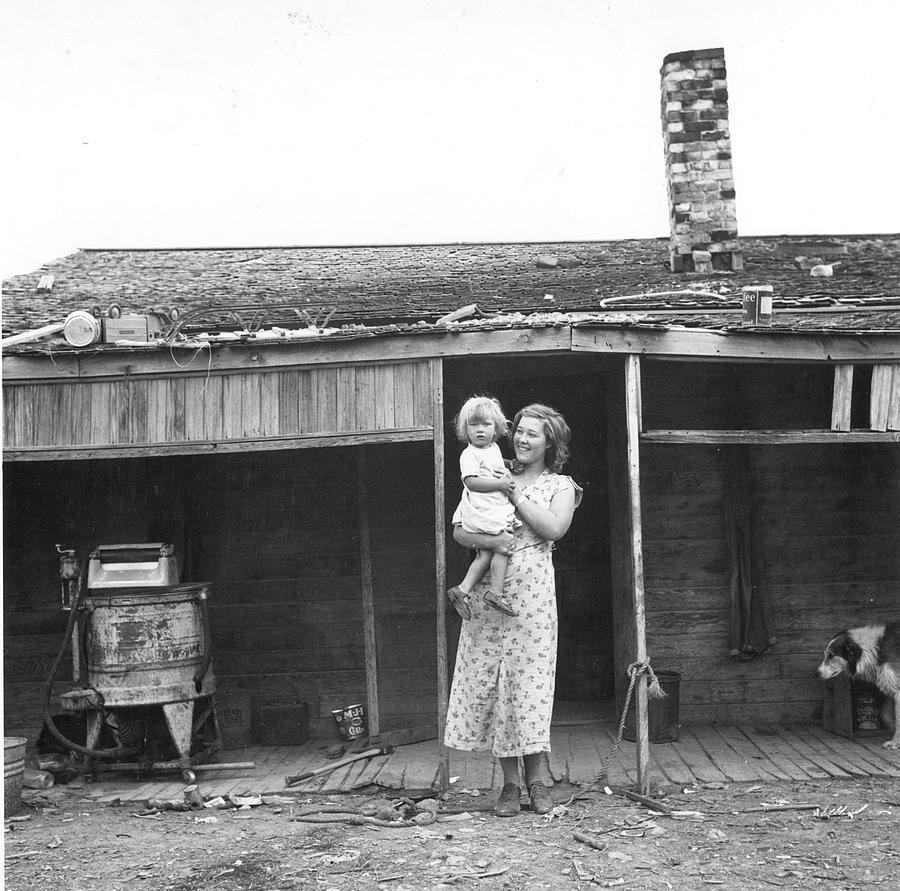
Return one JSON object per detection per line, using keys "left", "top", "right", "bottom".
{"left": 5, "top": 775, "right": 899, "bottom": 890}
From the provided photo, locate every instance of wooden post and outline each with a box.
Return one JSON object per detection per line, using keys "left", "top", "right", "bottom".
{"left": 432, "top": 359, "right": 449, "bottom": 791}
{"left": 830, "top": 365, "right": 854, "bottom": 432}
{"left": 357, "top": 447, "right": 380, "bottom": 738}
{"left": 624, "top": 354, "right": 651, "bottom": 795}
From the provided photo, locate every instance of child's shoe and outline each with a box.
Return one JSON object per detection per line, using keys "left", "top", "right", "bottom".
{"left": 483, "top": 590, "right": 517, "bottom": 617}
{"left": 447, "top": 586, "right": 472, "bottom": 620}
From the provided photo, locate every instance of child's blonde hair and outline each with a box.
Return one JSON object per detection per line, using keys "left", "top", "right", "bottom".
{"left": 454, "top": 395, "right": 510, "bottom": 444}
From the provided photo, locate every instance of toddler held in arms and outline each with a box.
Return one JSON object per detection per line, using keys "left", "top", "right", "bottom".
{"left": 446, "top": 395, "right": 519, "bottom": 620}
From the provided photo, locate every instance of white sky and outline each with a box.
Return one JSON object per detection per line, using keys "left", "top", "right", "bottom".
{"left": 2, "top": 0, "right": 899, "bottom": 278}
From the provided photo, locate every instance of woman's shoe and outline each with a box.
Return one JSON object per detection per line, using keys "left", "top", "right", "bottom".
{"left": 494, "top": 783, "right": 522, "bottom": 817}
{"left": 528, "top": 781, "right": 553, "bottom": 815}
{"left": 484, "top": 591, "right": 518, "bottom": 617}
{"left": 447, "top": 586, "right": 472, "bottom": 621}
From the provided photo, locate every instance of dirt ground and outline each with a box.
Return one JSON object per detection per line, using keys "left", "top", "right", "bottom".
{"left": 4, "top": 775, "right": 899, "bottom": 890}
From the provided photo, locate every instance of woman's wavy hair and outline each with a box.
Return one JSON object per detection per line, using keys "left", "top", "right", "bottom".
{"left": 453, "top": 395, "right": 510, "bottom": 444}
{"left": 510, "top": 403, "right": 571, "bottom": 472}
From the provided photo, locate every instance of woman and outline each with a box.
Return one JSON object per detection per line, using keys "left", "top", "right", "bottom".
{"left": 444, "top": 403, "right": 582, "bottom": 816}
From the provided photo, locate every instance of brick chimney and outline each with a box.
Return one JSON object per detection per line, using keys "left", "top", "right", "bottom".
{"left": 661, "top": 48, "right": 742, "bottom": 273}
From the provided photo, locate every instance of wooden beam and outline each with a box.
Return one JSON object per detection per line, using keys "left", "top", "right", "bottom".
{"left": 624, "top": 354, "right": 651, "bottom": 795}
{"left": 1, "top": 327, "right": 573, "bottom": 381}
{"left": 1, "top": 322, "right": 66, "bottom": 348}
{"left": 830, "top": 365, "right": 854, "bottom": 431}
{"left": 572, "top": 327, "right": 900, "bottom": 364}
{"left": 6, "top": 324, "right": 900, "bottom": 383}
{"left": 432, "top": 358, "right": 450, "bottom": 792}
{"left": 640, "top": 429, "right": 900, "bottom": 444}
{"left": 2, "top": 427, "right": 435, "bottom": 462}
{"left": 358, "top": 447, "right": 380, "bottom": 738}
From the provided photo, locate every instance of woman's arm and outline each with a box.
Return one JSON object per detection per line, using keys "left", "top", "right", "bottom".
{"left": 453, "top": 526, "right": 514, "bottom": 554}
{"left": 509, "top": 484, "right": 576, "bottom": 541}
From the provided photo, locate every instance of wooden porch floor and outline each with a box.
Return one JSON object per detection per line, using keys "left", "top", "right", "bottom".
{"left": 84, "top": 720, "right": 900, "bottom": 804}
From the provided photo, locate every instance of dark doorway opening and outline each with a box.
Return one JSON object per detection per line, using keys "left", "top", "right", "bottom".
{"left": 442, "top": 354, "right": 614, "bottom": 714}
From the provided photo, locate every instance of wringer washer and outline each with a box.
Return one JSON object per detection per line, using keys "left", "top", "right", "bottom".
{"left": 46, "top": 543, "right": 219, "bottom": 781}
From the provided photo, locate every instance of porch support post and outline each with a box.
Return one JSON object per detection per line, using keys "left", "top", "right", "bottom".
{"left": 358, "top": 447, "right": 380, "bottom": 738}
{"left": 433, "top": 359, "right": 450, "bottom": 791}
{"left": 624, "top": 354, "right": 651, "bottom": 794}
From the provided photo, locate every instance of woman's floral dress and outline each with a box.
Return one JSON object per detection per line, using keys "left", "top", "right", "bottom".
{"left": 444, "top": 471, "right": 582, "bottom": 757}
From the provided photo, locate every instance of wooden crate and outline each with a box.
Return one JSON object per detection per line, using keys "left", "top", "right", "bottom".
{"left": 255, "top": 702, "right": 310, "bottom": 746}
{"left": 822, "top": 675, "right": 885, "bottom": 738}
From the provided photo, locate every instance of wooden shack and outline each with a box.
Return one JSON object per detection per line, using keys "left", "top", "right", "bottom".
{"left": 3, "top": 236, "right": 900, "bottom": 789}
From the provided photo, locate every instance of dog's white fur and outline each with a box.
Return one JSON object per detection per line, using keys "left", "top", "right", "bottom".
{"left": 817, "top": 622, "right": 900, "bottom": 749}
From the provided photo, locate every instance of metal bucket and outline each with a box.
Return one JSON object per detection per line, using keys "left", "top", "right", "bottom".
{"left": 83, "top": 583, "right": 215, "bottom": 707}
{"left": 622, "top": 671, "right": 682, "bottom": 743}
{"left": 4, "top": 737, "right": 27, "bottom": 816}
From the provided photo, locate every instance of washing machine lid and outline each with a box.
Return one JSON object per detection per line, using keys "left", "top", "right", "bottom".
{"left": 88, "top": 543, "right": 179, "bottom": 588}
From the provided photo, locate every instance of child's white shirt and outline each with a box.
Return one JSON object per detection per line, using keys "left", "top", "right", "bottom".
{"left": 451, "top": 442, "right": 517, "bottom": 535}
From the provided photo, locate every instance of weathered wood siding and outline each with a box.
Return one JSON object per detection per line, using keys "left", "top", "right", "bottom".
{"left": 638, "top": 361, "right": 900, "bottom": 723}
{"left": 3, "top": 360, "right": 434, "bottom": 454}
{"left": 2, "top": 444, "right": 438, "bottom": 742}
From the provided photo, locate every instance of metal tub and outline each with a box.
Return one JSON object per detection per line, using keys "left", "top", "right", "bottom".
{"left": 83, "top": 583, "right": 215, "bottom": 707}
{"left": 4, "top": 737, "right": 27, "bottom": 816}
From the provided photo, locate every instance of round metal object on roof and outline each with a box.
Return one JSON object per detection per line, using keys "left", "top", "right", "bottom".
{"left": 63, "top": 310, "right": 101, "bottom": 347}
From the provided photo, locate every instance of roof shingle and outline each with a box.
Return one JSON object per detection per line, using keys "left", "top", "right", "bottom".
{"left": 2, "top": 234, "right": 898, "bottom": 342}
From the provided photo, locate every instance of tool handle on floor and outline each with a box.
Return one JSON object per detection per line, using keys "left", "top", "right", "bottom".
{"left": 283, "top": 768, "right": 323, "bottom": 785}
{"left": 284, "top": 745, "right": 393, "bottom": 786}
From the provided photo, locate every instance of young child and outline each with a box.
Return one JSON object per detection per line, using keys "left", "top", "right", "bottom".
{"left": 447, "top": 395, "right": 519, "bottom": 620}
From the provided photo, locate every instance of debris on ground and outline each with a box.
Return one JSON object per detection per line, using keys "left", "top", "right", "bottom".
{"left": 3, "top": 777, "right": 897, "bottom": 890}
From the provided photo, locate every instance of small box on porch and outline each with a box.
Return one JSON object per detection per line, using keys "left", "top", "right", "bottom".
{"left": 822, "top": 674, "right": 885, "bottom": 738}
{"left": 255, "top": 702, "right": 310, "bottom": 746}
{"left": 215, "top": 689, "right": 252, "bottom": 749}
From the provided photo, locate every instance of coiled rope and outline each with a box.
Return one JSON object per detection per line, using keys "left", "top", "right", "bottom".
{"left": 596, "top": 659, "right": 666, "bottom": 782}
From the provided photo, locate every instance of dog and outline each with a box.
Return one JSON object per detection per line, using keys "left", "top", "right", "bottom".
{"left": 817, "top": 622, "right": 900, "bottom": 749}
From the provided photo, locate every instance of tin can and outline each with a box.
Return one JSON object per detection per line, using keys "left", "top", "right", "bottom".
{"left": 741, "top": 286, "right": 773, "bottom": 326}
{"left": 855, "top": 695, "right": 880, "bottom": 731}
{"left": 332, "top": 703, "right": 367, "bottom": 740}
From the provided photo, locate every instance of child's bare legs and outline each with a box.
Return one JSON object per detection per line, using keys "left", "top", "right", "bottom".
{"left": 448, "top": 529, "right": 515, "bottom": 621}
{"left": 447, "top": 549, "right": 492, "bottom": 620}
{"left": 482, "top": 549, "right": 517, "bottom": 617}
{"left": 458, "top": 549, "right": 492, "bottom": 595}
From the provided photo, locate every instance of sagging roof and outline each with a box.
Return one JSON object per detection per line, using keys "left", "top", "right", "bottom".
{"left": 2, "top": 234, "right": 899, "bottom": 348}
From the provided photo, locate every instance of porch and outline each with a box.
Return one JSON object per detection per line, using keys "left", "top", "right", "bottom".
{"left": 82, "top": 717, "right": 900, "bottom": 804}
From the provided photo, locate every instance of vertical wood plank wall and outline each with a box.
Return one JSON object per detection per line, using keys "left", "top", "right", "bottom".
{"left": 639, "top": 361, "right": 900, "bottom": 723}
{"left": 3, "top": 361, "right": 433, "bottom": 451}
{"left": 2, "top": 445, "right": 440, "bottom": 742}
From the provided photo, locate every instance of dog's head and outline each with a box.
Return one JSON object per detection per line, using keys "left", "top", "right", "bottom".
{"left": 817, "top": 631, "right": 862, "bottom": 680}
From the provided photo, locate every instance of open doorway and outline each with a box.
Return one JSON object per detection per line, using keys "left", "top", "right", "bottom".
{"left": 442, "top": 354, "right": 614, "bottom": 721}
